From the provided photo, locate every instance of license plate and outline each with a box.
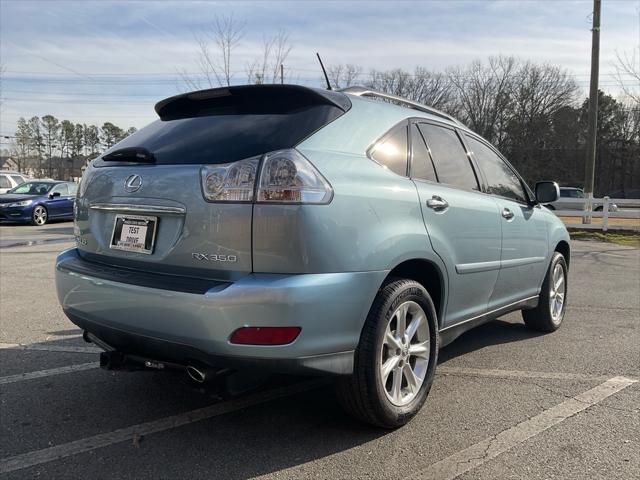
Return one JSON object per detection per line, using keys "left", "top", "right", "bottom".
{"left": 110, "top": 215, "right": 157, "bottom": 254}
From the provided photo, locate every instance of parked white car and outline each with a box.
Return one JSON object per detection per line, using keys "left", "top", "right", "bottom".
{"left": 0, "top": 171, "right": 28, "bottom": 194}
{"left": 546, "top": 187, "right": 618, "bottom": 212}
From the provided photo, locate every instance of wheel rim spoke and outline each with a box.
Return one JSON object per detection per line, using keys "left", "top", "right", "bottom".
{"left": 404, "top": 364, "right": 420, "bottom": 394}
{"left": 391, "top": 368, "right": 403, "bottom": 403}
{"left": 405, "top": 312, "right": 425, "bottom": 342}
{"left": 384, "top": 328, "right": 402, "bottom": 351}
{"left": 409, "top": 340, "right": 429, "bottom": 358}
{"left": 381, "top": 356, "right": 399, "bottom": 382}
{"left": 395, "top": 303, "right": 408, "bottom": 337}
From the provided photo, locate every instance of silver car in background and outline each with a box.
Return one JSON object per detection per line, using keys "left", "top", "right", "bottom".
{"left": 56, "top": 85, "right": 570, "bottom": 428}
{"left": 0, "top": 171, "right": 28, "bottom": 194}
{"left": 546, "top": 186, "right": 618, "bottom": 212}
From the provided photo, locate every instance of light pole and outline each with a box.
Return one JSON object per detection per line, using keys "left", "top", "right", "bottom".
{"left": 583, "top": 0, "right": 601, "bottom": 224}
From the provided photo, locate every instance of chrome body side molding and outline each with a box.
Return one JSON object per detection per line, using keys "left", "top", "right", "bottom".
{"left": 89, "top": 203, "right": 186, "bottom": 215}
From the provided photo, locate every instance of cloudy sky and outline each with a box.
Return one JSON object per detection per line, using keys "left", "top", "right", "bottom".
{"left": 0, "top": 0, "right": 638, "bottom": 139}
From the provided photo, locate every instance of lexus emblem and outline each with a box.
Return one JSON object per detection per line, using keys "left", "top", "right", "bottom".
{"left": 124, "top": 174, "right": 142, "bottom": 192}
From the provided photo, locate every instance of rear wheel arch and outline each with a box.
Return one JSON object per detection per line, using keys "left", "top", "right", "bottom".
{"left": 383, "top": 259, "right": 445, "bottom": 326}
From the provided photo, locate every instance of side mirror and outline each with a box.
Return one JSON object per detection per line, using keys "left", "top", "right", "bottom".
{"left": 535, "top": 181, "right": 559, "bottom": 204}
{"left": 49, "top": 192, "right": 61, "bottom": 199}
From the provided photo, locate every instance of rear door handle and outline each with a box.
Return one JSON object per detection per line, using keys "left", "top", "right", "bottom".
{"left": 426, "top": 196, "right": 449, "bottom": 211}
{"left": 501, "top": 208, "right": 514, "bottom": 220}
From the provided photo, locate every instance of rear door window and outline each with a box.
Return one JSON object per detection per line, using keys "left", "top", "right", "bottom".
{"left": 0, "top": 176, "right": 10, "bottom": 189}
{"left": 10, "top": 175, "right": 25, "bottom": 185}
{"left": 418, "top": 123, "right": 479, "bottom": 191}
{"left": 410, "top": 125, "right": 437, "bottom": 182}
{"left": 464, "top": 134, "right": 527, "bottom": 203}
{"left": 369, "top": 123, "right": 408, "bottom": 177}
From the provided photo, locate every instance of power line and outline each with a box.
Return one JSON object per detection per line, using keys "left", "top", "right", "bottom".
{"left": 5, "top": 68, "right": 637, "bottom": 78}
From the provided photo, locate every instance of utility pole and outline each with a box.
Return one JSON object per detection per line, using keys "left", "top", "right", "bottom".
{"left": 280, "top": 64, "right": 284, "bottom": 84}
{"left": 583, "top": 0, "right": 601, "bottom": 224}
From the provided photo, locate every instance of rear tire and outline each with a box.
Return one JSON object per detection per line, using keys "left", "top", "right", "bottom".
{"left": 335, "top": 279, "right": 439, "bottom": 428}
{"left": 522, "top": 252, "right": 568, "bottom": 332}
{"left": 31, "top": 205, "right": 48, "bottom": 226}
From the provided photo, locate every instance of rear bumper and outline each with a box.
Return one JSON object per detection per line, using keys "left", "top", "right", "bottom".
{"left": 56, "top": 248, "right": 387, "bottom": 375}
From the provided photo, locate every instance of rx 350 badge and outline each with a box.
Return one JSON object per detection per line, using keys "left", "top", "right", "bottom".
{"left": 192, "top": 252, "right": 237, "bottom": 262}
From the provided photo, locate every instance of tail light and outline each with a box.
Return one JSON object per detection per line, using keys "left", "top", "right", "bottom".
{"left": 201, "top": 157, "right": 259, "bottom": 202}
{"left": 257, "top": 150, "right": 333, "bottom": 204}
{"left": 200, "top": 149, "right": 332, "bottom": 204}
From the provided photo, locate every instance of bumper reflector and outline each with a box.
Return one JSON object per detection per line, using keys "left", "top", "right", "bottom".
{"left": 230, "top": 326, "right": 301, "bottom": 345}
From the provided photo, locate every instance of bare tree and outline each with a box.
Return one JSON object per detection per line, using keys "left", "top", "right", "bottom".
{"left": 510, "top": 61, "right": 578, "bottom": 123}
{"left": 447, "top": 56, "right": 517, "bottom": 145}
{"left": 41, "top": 115, "right": 60, "bottom": 177}
{"left": 246, "top": 30, "right": 292, "bottom": 84}
{"left": 366, "top": 67, "right": 456, "bottom": 112}
{"left": 28, "top": 116, "right": 44, "bottom": 176}
{"left": 613, "top": 49, "right": 640, "bottom": 105}
{"left": 180, "top": 14, "right": 245, "bottom": 89}
{"left": 10, "top": 118, "right": 31, "bottom": 172}
{"left": 327, "top": 63, "right": 362, "bottom": 89}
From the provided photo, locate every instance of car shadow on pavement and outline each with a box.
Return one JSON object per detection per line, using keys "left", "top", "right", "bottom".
{"left": 0, "top": 336, "right": 387, "bottom": 479}
{"left": 1, "top": 320, "right": 546, "bottom": 478}
{"left": 438, "top": 318, "right": 545, "bottom": 364}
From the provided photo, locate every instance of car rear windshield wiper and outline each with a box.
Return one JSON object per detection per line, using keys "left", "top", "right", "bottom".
{"left": 102, "top": 147, "right": 155, "bottom": 163}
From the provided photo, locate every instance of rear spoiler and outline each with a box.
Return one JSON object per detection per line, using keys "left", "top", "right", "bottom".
{"left": 154, "top": 85, "right": 352, "bottom": 121}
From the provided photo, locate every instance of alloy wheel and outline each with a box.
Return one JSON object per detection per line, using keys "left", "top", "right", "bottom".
{"left": 549, "top": 263, "right": 566, "bottom": 324}
{"left": 379, "top": 300, "right": 430, "bottom": 406}
{"left": 33, "top": 206, "right": 47, "bottom": 225}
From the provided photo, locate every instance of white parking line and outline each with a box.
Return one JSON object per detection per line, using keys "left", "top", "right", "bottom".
{"left": 1, "top": 356, "right": 631, "bottom": 387}
{"left": 0, "top": 379, "right": 325, "bottom": 474}
{"left": 0, "top": 363, "right": 98, "bottom": 385}
{"left": 411, "top": 376, "right": 638, "bottom": 480}
{"left": 437, "top": 366, "right": 613, "bottom": 382}
{"left": 0, "top": 343, "right": 101, "bottom": 354}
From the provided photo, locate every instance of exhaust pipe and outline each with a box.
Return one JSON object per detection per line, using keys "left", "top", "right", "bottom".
{"left": 82, "top": 330, "right": 114, "bottom": 352}
{"left": 186, "top": 365, "right": 207, "bottom": 383}
{"left": 100, "top": 351, "right": 127, "bottom": 370}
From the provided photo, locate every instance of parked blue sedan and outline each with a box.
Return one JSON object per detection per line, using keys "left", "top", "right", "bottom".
{"left": 0, "top": 180, "right": 78, "bottom": 225}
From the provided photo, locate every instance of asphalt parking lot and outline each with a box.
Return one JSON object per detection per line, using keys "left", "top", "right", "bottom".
{"left": 1, "top": 222, "right": 638, "bottom": 479}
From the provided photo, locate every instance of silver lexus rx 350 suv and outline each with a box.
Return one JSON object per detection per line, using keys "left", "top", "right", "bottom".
{"left": 56, "top": 85, "right": 569, "bottom": 428}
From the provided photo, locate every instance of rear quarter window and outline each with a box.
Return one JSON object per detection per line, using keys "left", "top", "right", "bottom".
{"left": 368, "top": 122, "right": 409, "bottom": 177}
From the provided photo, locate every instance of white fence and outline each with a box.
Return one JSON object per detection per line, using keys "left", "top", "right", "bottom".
{"left": 553, "top": 197, "right": 640, "bottom": 232}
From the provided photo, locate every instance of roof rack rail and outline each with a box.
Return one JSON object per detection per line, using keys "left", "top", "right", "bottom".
{"left": 339, "top": 86, "right": 461, "bottom": 125}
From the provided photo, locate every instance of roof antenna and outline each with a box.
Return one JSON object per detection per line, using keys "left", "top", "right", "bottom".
{"left": 316, "top": 52, "right": 332, "bottom": 91}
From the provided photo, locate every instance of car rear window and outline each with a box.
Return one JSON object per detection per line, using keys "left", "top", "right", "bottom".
{"left": 95, "top": 86, "right": 349, "bottom": 167}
